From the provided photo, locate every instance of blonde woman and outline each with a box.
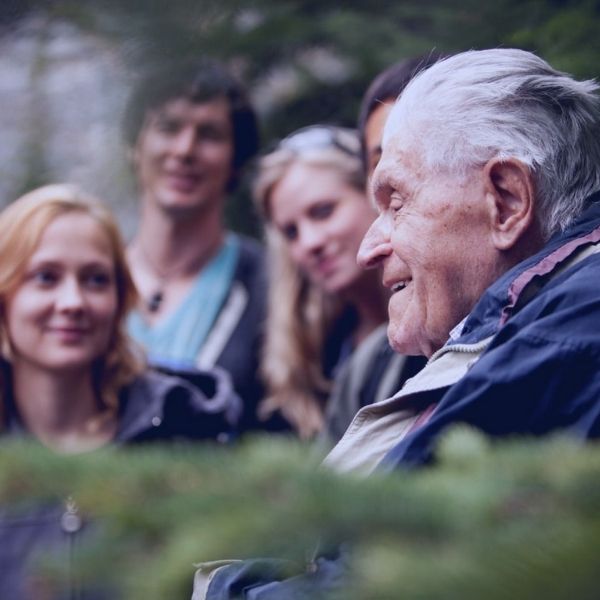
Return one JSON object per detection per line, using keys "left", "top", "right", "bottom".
{"left": 0, "top": 184, "right": 240, "bottom": 451}
{"left": 0, "top": 183, "right": 242, "bottom": 599}
{"left": 254, "top": 126, "right": 388, "bottom": 438}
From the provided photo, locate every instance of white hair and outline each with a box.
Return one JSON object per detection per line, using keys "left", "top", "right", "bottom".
{"left": 386, "top": 48, "right": 600, "bottom": 239}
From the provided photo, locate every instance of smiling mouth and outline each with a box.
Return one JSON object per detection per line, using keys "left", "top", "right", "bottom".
{"left": 391, "top": 280, "right": 410, "bottom": 293}
{"left": 315, "top": 255, "right": 338, "bottom": 273}
{"left": 165, "top": 172, "right": 202, "bottom": 191}
{"left": 49, "top": 326, "right": 89, "bottom": 335}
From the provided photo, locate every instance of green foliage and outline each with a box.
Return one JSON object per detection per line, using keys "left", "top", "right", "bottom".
{"left": 18, "top": 0, "right": 600, "bottom": 133}
{"left": 1, "top": 428, "right": 599, "bottom": 599}
{"left": 5, "top": 0, "right": 600, "bottom": 235}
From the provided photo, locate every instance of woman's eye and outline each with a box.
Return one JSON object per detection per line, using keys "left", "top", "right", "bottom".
{"left": 83, "top": 271, "right": 112, "bottom": 289}
{"left": 31, "top": 270, "right": 58, "bottom": 286}
{"left": 281, "top": 224, "right": 298, "bottom": 241}
{"left": 309, "top": 202, "right": 335, "bottom": 220}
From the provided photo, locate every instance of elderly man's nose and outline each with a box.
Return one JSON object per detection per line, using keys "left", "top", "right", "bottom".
{"left": 357, "top": 216, "right": 393, "bottom": 268}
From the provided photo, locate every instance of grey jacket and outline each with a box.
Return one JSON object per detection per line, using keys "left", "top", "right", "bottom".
{"left": 0, "top": 367, "right": 241, "bottom": 600}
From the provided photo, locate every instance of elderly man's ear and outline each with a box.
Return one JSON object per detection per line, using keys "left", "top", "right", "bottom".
{"left": 484, "top": 157, "right": 540, "bottom": 251}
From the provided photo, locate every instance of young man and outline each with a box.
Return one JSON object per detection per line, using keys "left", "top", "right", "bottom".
{"left": 123, "top": 60, "right": 273, "bottom": 432}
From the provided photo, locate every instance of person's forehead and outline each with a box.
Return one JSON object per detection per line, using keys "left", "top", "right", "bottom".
{"left": 370, "top": 149, "right": 407, "bottom": 205}
{"left": 371, "top": 129, "right": 439, "bottom": 208}
{"left": 380, "top": 98, "right": 403, "bottom": 146}
{"left": 377, "top": 118, "right": 417, "bottom": 176}
{"left": 149, "top": 94, "right": 232, "bottom": 121}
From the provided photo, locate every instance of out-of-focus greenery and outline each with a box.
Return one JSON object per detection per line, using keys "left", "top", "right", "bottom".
{"left": 5, "top": 0, "right": 600, "bottom": 132}
{"left": 1, "top": 428, "right": 599, "bottom": 599}
{"left": 2, "top": 0, "right": 600, "bottom": 234}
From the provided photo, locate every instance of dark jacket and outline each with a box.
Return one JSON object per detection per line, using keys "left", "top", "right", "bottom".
{"left": 116, "top": 367, "right": 241, "bottom": 443}
{"left": 207, "top": 235, "right": 271, "bottom": 433}
{"left": 129, "top": 234, "right": 273, "bottom": 434}
{"left": 323, "top": 325, "right": 426, "bottom": 446}
{"left": 200, "top": 197, "right": 600, "bottom": 599}
{"left": 383, "top": 197, "right": 600, "bottom": 469}
{"left": 0, "top": 367, "right": 241, "bottom": 600}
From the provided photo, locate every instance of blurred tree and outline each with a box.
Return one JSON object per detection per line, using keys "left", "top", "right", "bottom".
{"left": 1, "top": 0, "right": 600, "bottom": 233}
{"left": 31, "top": 0, "right": 600, "bottom": 132}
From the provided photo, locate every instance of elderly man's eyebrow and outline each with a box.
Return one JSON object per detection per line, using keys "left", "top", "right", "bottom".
{"left": 371, "top": 178, "right": 394, "bottom": 209}
{"left": 370, "top": 175, "right": 385, "bottom": 197}
{"left": 375, "top": 169, "right": 410, "bottom": 199}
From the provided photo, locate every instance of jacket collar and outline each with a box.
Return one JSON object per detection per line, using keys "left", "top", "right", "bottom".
{"left": 115, "top": 371, "right": 175, "bottom": 442}
{"left": 115, "top": 367, "right": 240, "bottom": 442}
{"left": 455, "top": 195, "right": 600, "bottom": 345}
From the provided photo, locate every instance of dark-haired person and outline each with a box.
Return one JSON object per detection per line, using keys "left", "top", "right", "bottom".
{"left": 322, "top": 55, "right": 444, "bottom": 443}
{"left": 123, "top": 60, "right": 270, "bottom": 432}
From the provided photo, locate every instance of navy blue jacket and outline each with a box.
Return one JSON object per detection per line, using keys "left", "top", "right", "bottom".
{"left": 383, "top": 197, "right": 600, "bottom": 469}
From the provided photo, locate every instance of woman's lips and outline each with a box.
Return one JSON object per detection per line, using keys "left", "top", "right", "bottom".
{"left": 314, "top": 255, "right": 339, "bottom": 277}
{"left": 47, "top": 326, "right": 89, "bottom": 342}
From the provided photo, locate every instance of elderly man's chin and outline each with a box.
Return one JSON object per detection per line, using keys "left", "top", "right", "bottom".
{"left": 386, "top": 300, "right": 443, "bottom": 357}
{"left": 385, "top": 289, "right": 424, "bottom": 356}
{"left": 387, "top": 321, "right": 424, "bottom": 357}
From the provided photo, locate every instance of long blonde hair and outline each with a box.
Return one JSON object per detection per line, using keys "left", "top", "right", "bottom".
{"left": 0, "top": 184, "right": 143, "bottom": 427}
{"left": 254, "top": 127, "right": 365, "bottom": 438}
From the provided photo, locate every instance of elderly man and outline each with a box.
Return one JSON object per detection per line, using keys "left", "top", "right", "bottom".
{"left": 323, "top": 47, "right": 600, "bottom": 474}
{"left": 194, "top": 48, "right": 600, "bottom": 598}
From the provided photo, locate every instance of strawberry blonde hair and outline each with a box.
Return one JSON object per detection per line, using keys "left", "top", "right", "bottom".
{"left": 0, "top": 184, "right": 143, "bottom": 425}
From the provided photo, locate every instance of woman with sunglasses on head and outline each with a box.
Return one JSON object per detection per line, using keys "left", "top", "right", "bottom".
{"left": 253, "top": 126, "right": 388, "bottom": 438}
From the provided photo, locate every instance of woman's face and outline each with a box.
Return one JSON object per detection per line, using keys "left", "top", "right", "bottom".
{"left": 5, "top": 212, "right": 119, "bottom": 374}
{"left": 269, "top": 161, "right": 376, "bottom": 294}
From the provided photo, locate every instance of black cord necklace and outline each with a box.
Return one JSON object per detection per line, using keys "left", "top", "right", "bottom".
{"left": 147, "top": 289, "right": 164, "bottom": 313}
{"left": 137, "top": 246, "right": 179, "bottom": 314}
{"left": 137, "top": 242, "right": 205, "bottom": 314}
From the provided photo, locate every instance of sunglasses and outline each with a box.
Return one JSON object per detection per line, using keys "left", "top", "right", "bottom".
{"left": 277, "top": 125, "right": 360, "bottom": 157}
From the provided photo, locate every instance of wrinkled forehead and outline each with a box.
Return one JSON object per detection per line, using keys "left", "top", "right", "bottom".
{"left": 380, "top": 94, "right": 414, "bottom": 155}
{"left": 374, "top": 100, "right": 420, "bottom": 180}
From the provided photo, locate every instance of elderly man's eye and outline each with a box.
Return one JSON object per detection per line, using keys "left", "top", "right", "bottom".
{"left": 390, "top": 194, "right": 404, "bottom": 214}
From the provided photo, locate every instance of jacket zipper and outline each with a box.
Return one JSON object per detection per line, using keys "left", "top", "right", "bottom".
{"left": 61, "top": 496, "right": 83, "bottom": 600}
{"left": 427, "top": 336, "right": 494, "bottom": 365}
